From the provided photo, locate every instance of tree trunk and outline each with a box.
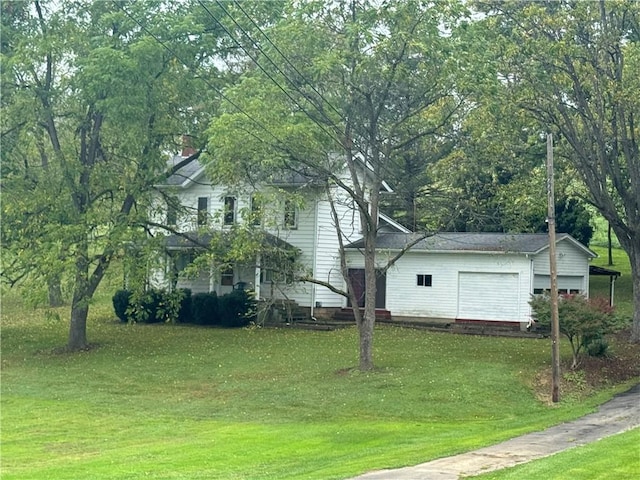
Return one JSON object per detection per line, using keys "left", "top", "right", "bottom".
{"left": 68, "top": 296, "right": 89, "bottom": 350}
{"left": 607, "top": 223, "right": 614, "bottom": 266}
{"left": 67, "top": 244, "right": 90, "bottom": 350}
{"left": 629, "top": 248, "right": 640, "bottom": 343}
{"left": 360, "top": 234, "right": 377, "bottom": 371}
{"left": 48, "top": 275, "right": 64, "bottom": 307}
{"left": 359, "top": 182, "right": 380, "bottom": 371}
{"left": 613, "top": 226, "right": 640, "bottom": 343}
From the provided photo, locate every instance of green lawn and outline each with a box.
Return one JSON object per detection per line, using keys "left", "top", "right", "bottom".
{"left": 470, "top": 427, "right": 640, "bottom": 480}
{"left": 2, "top": 283, "right": 637, "bottom": 480}
{"left": 589, "top": 246, "right": 634, "bottom": 320}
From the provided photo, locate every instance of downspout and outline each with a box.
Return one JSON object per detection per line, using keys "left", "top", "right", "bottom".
{"left": 527, "top": 255, "right": 534, "bottom": 328}
{"left": 310, "top": 198, "right": 319, "bottom": 320}
{"left": 610, "top": 275, "right": 616, "bottom": 307}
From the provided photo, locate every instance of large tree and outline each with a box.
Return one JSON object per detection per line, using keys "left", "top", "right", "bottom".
{"left": 0, "top": 0, "right": 224, "bottom": 350}
{"left": 475, "top": 0, "right": 640, "bottom": 340}
{"left": 205, "top": 0, "right": 462, "bottom": 370}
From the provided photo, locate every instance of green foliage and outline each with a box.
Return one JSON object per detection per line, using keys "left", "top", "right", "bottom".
{"left": 218, "top": 289, "right": 256, "bottom": 328}
{"left": 556, "top": 199, "right": 593, "bottom": 246}
{"left": 114, "top": 288, "right": 256, "bottom": 327}
{"left": 177, "top": 288, "right": 192, "bottom": 323}
{"left": 126, "top": 289, "right": 164, "bottom": 324}
{"left": 530, "top": 294, "right": 622, "bottom": 368}
{"left": 0, "top": 0, "right": 225, "bottom": 349}
{"left": 475, "top": 0, "right": 640, "bottom": 341}
{"left": 112, "top": 289, "right": 132, "bottom": 323}
{"left": 191, "top": 292, "right": 220, "bottom": 326}
{"left": 155, "top": 289, "right": 185, "bottom": 324}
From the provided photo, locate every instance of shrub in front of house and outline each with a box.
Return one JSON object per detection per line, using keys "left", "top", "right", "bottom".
{"left": 112, "top": 288, "right": 255, "bottom": 327}
{"left": 135, "top": 288, "right": 165, "bottom": 323}
{"left": 177, "top": 289, "right": 192, "bottom": 323}
{"left": 219, "top": 290, "right": 256, "bottom": 328}
{"left": 112, "top": 289, "right": 132, "bottom": 323}
{"left": 191, "top": 292, "right": 220, "bottom": 325}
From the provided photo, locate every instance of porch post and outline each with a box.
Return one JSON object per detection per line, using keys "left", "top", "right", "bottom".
{"left": 254, "top": 253, "right": 261, "bottom": 299}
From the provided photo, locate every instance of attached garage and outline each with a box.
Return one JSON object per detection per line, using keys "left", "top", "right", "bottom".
{"left": 458, "top": 272, "right": 521, "bottom": 321}
{"left": 345, "top": 232, "right": 596, "bottom": 328}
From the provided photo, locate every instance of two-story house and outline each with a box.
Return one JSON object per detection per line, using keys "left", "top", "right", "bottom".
{"left": 150, "top": 152, "right": 410, "bottom": 320}
{"left": 151, "top": 151, "right": 598, "bottom": 329}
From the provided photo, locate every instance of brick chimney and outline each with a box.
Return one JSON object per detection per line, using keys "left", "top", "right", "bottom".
{"left": 181, "top": 135, "right": 197, "bottom": 157}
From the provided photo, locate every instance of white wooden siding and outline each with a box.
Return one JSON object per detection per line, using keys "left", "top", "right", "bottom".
{"left": 311, "top": 196, "right": 363, "bottom": 308}
{"left": 176, "top": 268, "right": 210, "bottom": 294}
{"left": 534, "top": 275, "right": 586, "bottom": 292}
{"left": 532, "top": 240, "right": 590, "bottom": 295}
{"left": 356, "top": 251, "right": 533, "bottom": 322}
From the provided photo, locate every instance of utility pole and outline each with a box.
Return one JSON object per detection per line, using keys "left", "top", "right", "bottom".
{"left": 547, "top": 133, "right": 561, "bottom": 403}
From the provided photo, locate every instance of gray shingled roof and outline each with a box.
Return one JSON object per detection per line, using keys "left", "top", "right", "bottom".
{"left": 160, "top": 156, "right": 206, "bottom": 187}
{"left": 165, "top": 231, "right": 296, "bottom": 251}
{"left": 346, "top": 232, "right": 595, "bottom": 256}
{"left": 159, "top": 157, "right": 318, "bottom": 188}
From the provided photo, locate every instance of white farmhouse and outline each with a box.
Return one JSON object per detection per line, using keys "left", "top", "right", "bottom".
{"left": 151, "top": 153, "right": 597, "bottom": 329}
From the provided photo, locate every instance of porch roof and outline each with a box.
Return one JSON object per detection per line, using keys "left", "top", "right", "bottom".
{"left": 164, "top": 231, "right": 296, "bottom": 251}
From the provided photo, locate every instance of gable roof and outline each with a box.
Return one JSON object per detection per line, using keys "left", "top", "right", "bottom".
{"left": 379, "top": 212, "right": 412, "bottom": 233}
{"left": 159, "top": 156, "right": 206, "bottom": 188}
{"left": 346, "top": 232, "right": 596, "bottom": 257}
{"left": 158, "top": 157, "right": 322, "bottom": 189}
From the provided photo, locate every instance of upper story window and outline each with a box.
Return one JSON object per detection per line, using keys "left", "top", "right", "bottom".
{"left": 284, "top": 200, "right": 298, "bottom": 229}
{"left": 224, "top": 196, "right": 236, "bottom": 225}
{"left": 417, "top": 274, "right": 432, "bottom": 287}
{"left": 197, "top": 197, "right": 208, "bottom": 226}
{"left": 166, "top": 203, "right": 177, "bottom": 226}
{"left": 250, "top": 195, "right": 262, "bottom": 226}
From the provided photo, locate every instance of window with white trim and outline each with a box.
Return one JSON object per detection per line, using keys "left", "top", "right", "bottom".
{"left": 223, "top": 196, "right": 236, "bottom": 225}
{"left": 284, "top": 200, "right": 298, "bottom": 229}
{"left": 197, "top": 197, "right": 208, "bottom": 226}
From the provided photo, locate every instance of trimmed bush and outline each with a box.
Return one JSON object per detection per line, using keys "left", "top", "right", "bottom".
{"left": 219, "top": 290, "right": 256, "bottom": 328}
{"left": 191, "top": 292, "right": 219, "bottom": 325}
{"left": 112, "top": 289, "right": 132, "bottom": 323}
{"left": 140, "top": 289, "right": 165, "bottom": 323}
{"left": 177, "top": 289, "right": 192, "bottom": 323}
{"left": 112, "top": 288, "right": 256, "bottom": 327}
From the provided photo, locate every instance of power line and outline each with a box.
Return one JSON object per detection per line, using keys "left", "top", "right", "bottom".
{"left": 198, "top": 0, "right": 348, "bottom": 153}
{"left": 113, "top": 2, "right": 360, "bottom": 199}
{"left": 115, "top": 1, "right": 289, "bottom": 155}
{"left": 230, "top": 0, "right": 345, "bottom": 124}
{"left": 204, "top": 0, "right": 402, "bottom": 186}
{"left": 224, "top": 0, "right": 426, "bottom": 184}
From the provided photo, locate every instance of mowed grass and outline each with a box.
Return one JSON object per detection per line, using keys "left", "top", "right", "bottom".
{"left": 470, "top": 427, "right": 640, "bottom": 480}
{"left": 1, "top": 281, "right": 637, "bottom": 480}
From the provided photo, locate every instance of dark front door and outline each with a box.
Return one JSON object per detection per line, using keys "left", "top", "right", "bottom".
{"left": 347, "top": 268, "right": 386, "bottom": 309}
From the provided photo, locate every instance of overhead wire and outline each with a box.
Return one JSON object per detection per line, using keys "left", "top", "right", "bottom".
{"left": 115, "top": 1, "right": 294, "bottom": 158}
{"left": 223, "top": 0, "right": 436, "bottom": 185}
{"left": 206, "top": 0, "right": 407, "bottom": 188}
{"left": 230, "top": 0, "right": 346, "bottom": 124}
{"left": 114, "top": 1, "right": 364, "bottom": 205}
{"left": 199, "top": 0, "right": 349, "bottom": 155}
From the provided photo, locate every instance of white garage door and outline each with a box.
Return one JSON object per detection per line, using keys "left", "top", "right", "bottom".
{"left": 458, "top": 272, "right": 520, "bottom": 321}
